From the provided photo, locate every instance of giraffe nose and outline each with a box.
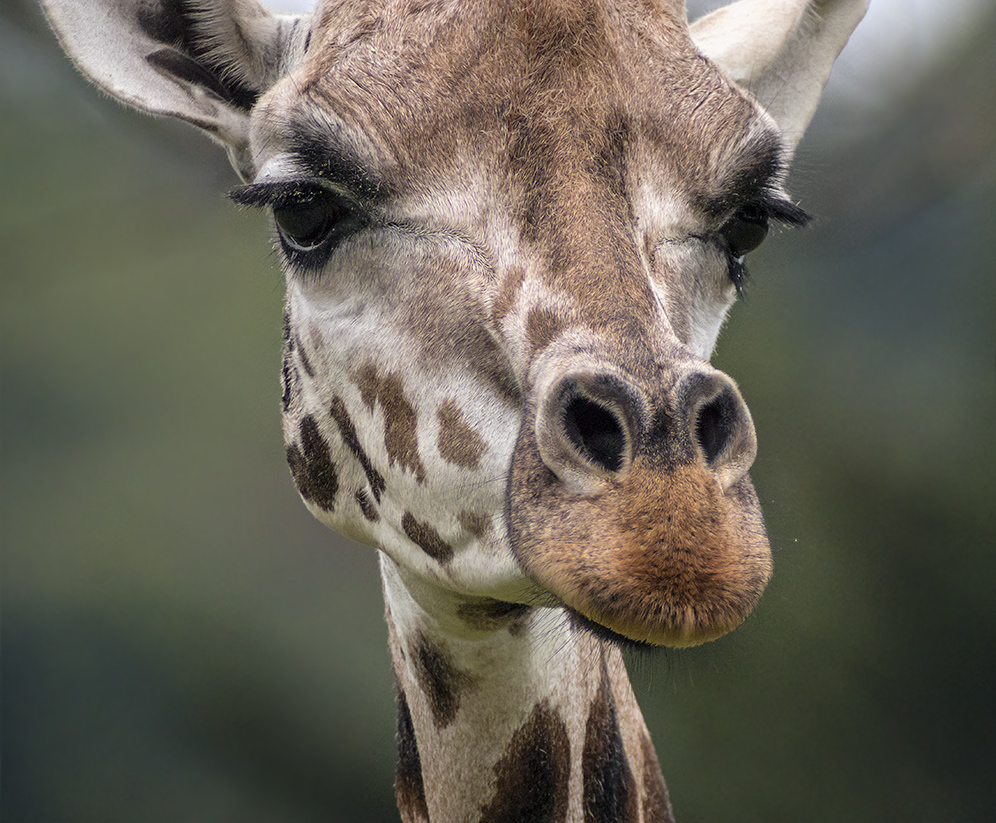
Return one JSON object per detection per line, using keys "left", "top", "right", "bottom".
{"left": 535, "top": 367, "right": 757, "bottom": 491}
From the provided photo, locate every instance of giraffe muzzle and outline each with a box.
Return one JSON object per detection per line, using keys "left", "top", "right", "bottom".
{"left": 508, "top": 359, "right": 772, "bottom": 647}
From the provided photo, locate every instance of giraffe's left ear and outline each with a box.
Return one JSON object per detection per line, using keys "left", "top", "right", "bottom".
{"left": 40, "top": 0, "right": 310, "bottom": 180}
{"left": 690, "top": 0, "right": 869, "bottom": 154}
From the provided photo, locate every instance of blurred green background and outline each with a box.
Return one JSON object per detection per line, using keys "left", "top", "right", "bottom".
{"left": 3, "top": 1, "right": 994, "bottom": 821}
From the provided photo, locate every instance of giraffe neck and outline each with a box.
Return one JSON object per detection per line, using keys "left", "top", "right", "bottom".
{"left": 381, "top": 556, "right": 674, "bottom": 823}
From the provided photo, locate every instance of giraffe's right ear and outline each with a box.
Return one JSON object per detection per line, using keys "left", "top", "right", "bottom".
{"left": 40, "top": 0, "right": 310, "bottom": 180}
{"left": 690, "top": 0, "right": 869, "bottom": 156}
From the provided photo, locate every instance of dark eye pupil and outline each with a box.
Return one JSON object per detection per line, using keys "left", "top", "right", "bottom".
{"left": 724, "top": 214, "right": 769, "bottom": 258}
{"left": 274, "top": 199, "right": 335, "bottom": 248}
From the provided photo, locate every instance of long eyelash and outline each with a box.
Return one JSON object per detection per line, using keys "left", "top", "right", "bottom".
{"left": 763, "top": 195, "right": 812, "bottom": 228}
{"left": 228, "top": 179, "right": 328, "bottom": 209}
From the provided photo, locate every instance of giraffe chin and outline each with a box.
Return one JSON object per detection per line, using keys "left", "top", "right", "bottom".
{"left": 508, "top": 452, "right": 773, "bottom": 648}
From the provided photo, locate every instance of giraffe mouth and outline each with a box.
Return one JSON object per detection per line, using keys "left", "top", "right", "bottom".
{"left": 506, "top": 409, "right": 772, "bottom": 648}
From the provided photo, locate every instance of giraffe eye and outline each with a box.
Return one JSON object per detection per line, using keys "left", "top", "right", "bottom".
{"left": 273, "top": 194, "right": 346, "bottom": 252}
{"left": 722, "top": 211, "right": 769, "bottom": 258}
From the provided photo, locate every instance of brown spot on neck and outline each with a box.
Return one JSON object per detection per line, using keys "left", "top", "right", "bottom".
{"left": 411, "top": 631, "right": 474, "bottom": 728}
{"left": 437, "top": 399, "right": 488, "bottom": 469}
{"left": 396, "top": 689, "right": 430, "bottom": 823}
{"left": 478, "top": 700, "right": 570, "bottom": 823}
{"left": 640, "top": 732, "right": 675, "bottom": 823}
{"left": 583, "top": 656, "right": 639, "bottom": 822}
{"left": 455, "top": 598, "right": 531, "bottom": 633}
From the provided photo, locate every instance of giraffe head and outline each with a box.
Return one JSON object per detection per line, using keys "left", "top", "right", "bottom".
{"left": 43, "top": 0, "right": 867, "bottom": 647}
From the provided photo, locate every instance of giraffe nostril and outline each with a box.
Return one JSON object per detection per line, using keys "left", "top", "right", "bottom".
{"left": 536, "top": 370, "right": 640, "bottom": 485}
{"left": 695, "top": 389, "right": 737, "bottom": 466}
{"left": 562, "top": 394, "right": 626, "bottom": 473}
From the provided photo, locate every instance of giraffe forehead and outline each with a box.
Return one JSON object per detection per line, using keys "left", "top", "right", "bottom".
{"left": 269, "top": 0, "right": 761, "bottom": 212}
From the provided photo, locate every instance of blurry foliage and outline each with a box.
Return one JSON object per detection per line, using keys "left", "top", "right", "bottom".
{"left": 2, "top": 1, "right": 994, "bottom": 822}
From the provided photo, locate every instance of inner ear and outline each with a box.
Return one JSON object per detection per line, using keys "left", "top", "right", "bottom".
{"left": 161, "top": 0, "right": 300, "bottom": 104}
{"left": 146, "top": 47, "right": 259, "bottom": 109}
{"left": 136, "top": 0, "right": 283, "bottom": 112}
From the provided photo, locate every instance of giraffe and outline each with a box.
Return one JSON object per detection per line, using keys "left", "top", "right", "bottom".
{"left": 41, "top": 0, "right": 867, "bottom": 820}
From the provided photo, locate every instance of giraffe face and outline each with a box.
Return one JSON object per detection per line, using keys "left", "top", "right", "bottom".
{"left": 238, "top": 2, "right": 790, "bottom": 647}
